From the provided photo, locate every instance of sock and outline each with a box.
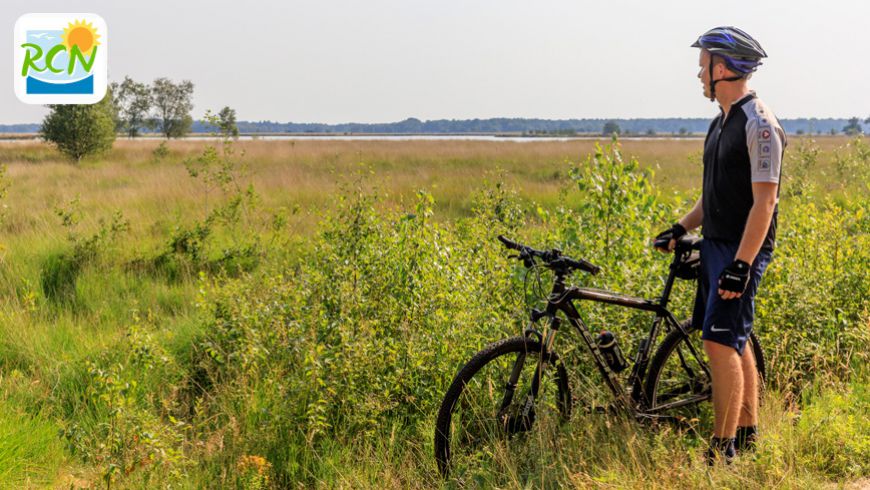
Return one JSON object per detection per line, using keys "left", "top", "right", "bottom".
{"left": 705, "top": 437, "right": 736, "bottom": 465}
{"left": 736, "top": 425, "right": 758, "bottom": 452}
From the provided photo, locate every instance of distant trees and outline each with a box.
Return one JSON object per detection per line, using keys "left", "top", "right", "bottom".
{"left": 842, "top": 117, "right": 863, "bottom": 136}
{"left": 602, "top": 121, "right": 621, "bottom": 136}
{"left": 152, "top": 78, "right": 195, "bottom": 139}
{"left": 216, "top": 106, "right": 239, "bottom": 138}
{"left": 111, "top": 76, "right": 154, "bottom": 138}
{"left": 108, "top": 76, "right": 195, "bottom": 139}
{"left": 41, "top": 93, "right": 117, "bottom": 162}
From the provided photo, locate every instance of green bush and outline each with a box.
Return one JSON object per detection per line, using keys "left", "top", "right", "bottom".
{"left": 28, "top": 138, "right": 866, "bottom": 487}
{"left": 178, "top": 139, "right": 868, "bottom": 485}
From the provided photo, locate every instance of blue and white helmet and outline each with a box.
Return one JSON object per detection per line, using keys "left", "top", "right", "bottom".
{"left": 691, "top": 26, "right": 767, "bottom": 75}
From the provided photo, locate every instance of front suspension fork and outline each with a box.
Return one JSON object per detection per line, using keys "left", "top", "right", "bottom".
{"left": 498, "top": 316, "right": 560, "bottom": 423}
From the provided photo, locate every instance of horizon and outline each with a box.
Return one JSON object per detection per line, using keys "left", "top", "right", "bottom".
{"left": 2, "top": 115, "right": 866, "bottom": 127}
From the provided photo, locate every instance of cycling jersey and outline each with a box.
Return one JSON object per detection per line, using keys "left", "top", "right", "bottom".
{"left": 701, "top": 93, "right": 786, "bottom": 251}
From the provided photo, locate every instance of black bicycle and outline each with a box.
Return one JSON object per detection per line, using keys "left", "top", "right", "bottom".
{"left": 434, "top": 234, "right": 765, "bottom": 476}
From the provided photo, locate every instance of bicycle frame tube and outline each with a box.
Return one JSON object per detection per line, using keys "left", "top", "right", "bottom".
{"left": 520, "top": 248, "right": 709, "bottom": 415}
{"left": 543, "top": 263, "right": 708, "bottom": 412}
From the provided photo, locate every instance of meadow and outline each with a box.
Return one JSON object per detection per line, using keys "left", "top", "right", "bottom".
{"left": 0, "top": 136, "right": 867, "bottom": 488}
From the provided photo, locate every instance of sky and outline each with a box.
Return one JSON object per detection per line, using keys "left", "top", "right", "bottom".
{"left": 3, "top": 0, "right": 870, "bottom": 124}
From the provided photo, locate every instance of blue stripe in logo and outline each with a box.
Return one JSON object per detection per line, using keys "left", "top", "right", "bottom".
{"left": 26, "top": 75, "right": 94, "bottom": 94}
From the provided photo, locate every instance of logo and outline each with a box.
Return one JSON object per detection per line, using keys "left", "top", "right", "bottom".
{"left": 14, "top": 13, "right": 108, "bottom": 104}
{"left": 709, "top": 324, "right": 731, "bottom": 333}
{"left": 761, "top": 129, "right": 771, "bottom": 140}
{"left": 759, "top": 159, "right": 771, "bottom": 171}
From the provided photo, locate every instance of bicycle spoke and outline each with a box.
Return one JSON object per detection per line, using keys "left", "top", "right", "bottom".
{"left": 437, "top": 338, "right": 569, "bottom": 478}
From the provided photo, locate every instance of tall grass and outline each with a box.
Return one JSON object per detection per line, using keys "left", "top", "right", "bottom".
{"left": 0, "top": 137, "right": 866, "bottom": 488}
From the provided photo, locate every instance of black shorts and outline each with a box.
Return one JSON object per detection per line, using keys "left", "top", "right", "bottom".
{"left": 691, "top": 239, "right": 772, "bottom": 355}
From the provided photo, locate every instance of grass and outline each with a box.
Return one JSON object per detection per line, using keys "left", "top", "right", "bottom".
{"left": 0, "top": 137, "right": 866, "bottom": 488}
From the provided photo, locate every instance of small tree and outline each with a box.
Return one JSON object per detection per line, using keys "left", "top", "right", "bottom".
{"left": 151, "top": 78, "right": 194, "bottom": 139}
{"left": 41, "top": 93, "right": 116, "bottom": 163}
{"left": 111, "top": 76, "right": 153, "bottom": 138}
{"left": 842, "top": 117, "right": 863, "bottom": 136}
{"left": 217, "top": 106, "right": 239, "bottom": 138}
{"left": 602, "top": 121, "right": 621, "bottom": 136}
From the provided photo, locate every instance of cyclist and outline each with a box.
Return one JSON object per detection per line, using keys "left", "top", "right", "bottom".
{"left": 654, "top": 26, "right": 785, "bottom": 464}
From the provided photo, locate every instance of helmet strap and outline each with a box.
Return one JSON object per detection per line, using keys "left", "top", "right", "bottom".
{"left": 708, "top": 56, "right": 745, "bottom": 102}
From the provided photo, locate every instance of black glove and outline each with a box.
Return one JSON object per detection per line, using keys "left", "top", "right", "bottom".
{"left": 653, "top": 223, "right": 687, "bottom": 250}
{"left": 718, "top": 259, "right": 750, "bottom": 294}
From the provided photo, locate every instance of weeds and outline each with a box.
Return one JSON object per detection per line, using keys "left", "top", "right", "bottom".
{"left": 0, "top": 137, "right": 866, "bottom": 487}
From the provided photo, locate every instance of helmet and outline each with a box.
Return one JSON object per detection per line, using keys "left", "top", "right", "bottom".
{"left": 691, "top": 26, "right": 767, "bottom": 74}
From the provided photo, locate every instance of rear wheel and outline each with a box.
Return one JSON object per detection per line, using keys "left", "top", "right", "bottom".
{"left": 643, "top": 320, "right": 765, "bottom": 418}
{"left": 434, "top": 336, "right": 571, "bottom": 477}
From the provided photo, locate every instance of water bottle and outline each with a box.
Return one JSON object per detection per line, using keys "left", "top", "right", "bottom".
{"left": 597, "top": 330, "right": 628, "bottom": 373}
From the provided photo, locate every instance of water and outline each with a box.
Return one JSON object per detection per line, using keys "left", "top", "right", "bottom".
{"left": 1, "top": 134, "right": 699, "bottom": 143}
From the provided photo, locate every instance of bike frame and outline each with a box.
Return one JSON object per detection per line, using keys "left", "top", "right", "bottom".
{"left": 518, "top": 246, "right": 712, "bottom": 418}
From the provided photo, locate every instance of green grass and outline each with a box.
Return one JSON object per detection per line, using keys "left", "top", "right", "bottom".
{"left": 0, "top": 137, "right": 866, "bottom": 488}
{"left": 0, "top": 395, "right": 64, "bottom": 487}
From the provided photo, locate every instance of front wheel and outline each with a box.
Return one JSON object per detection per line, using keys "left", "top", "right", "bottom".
{"left": 643, "top": 320, "right": 765, "bottom": 416}
{"left": 434, "top": 336, "right": 571, "bottom": 478}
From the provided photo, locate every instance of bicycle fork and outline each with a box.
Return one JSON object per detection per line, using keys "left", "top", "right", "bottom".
{"left": 497, "top": 315, "right": 560, "bottom": 433}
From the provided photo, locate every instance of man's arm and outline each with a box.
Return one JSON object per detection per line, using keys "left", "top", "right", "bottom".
{"left": 719, "top": 182, "right": 778, "bottom": 299}
{"left": 678, "top": 196, "right": 704, "bottom": 232}
{"left": 656, "top": 196, "right": 703, "bottom": 252}
{"left": 719, "top": 108, "right": 785, "bottom": 299}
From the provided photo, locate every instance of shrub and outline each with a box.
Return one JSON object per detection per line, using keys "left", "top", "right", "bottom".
{"left": 40, "top": 94, "right": 117, "bottom": 163}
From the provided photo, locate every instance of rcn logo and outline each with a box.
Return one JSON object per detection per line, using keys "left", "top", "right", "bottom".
{"left": 14, "top": 13, "right": 108, "bottom": 104}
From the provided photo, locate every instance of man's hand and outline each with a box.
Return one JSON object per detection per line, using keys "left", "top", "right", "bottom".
{"left": 718, "top": 259, "right": 750, "bottom": 299}
{"left": 654, "top": 223, "right": 687, "bottom": 252}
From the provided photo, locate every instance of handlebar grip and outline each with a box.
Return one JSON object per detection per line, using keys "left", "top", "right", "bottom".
{"left": 497, "top": 235, "right": 521, "bottom": 250}
{"left": 653, "top": 237, "right": 671, "bottom": 250}
{"left": 570, "top": 258, "right": 601, "bottom": 275}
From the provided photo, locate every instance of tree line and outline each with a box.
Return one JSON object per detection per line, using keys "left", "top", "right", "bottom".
{"left": 40, "top": 76, "right": 238, "bottom": 162}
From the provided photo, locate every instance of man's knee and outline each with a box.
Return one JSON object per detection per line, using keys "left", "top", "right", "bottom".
{"left": 704, "top": 339, "right": 738, "bottom": 359}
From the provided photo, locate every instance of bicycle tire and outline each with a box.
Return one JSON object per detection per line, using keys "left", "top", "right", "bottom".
{"left": 434, "top": 336, "right": 571, "bottom": 477}
{"left": 644, "top": 320, "right": 765, "bottom": 413}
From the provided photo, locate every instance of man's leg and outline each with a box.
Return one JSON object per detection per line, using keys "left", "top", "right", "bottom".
{"left": 738, "top": 345, "right": 758, "bottom": 428}
{"left": 704, "top": 340, "right": 744, "bottom": 438}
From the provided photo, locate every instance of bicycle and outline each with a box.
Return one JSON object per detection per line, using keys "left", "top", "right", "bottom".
{"left": 433, "top": 234, "right": 765, "bottom": 476}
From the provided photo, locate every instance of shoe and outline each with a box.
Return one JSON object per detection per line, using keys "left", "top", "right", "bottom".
{"left": 735, "top": 426, "right": 758, "bottom": 453}
{"left": 705, "top": 437, "right": 736, "bottom": 466}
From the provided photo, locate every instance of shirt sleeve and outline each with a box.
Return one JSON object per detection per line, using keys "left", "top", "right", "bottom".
{"left": 746, "top": 114, "right": 784, "bottom": 184}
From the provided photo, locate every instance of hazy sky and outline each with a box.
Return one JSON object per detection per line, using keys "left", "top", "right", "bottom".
{"left": 3, "top": 0, "right": 869, "bottom": 124}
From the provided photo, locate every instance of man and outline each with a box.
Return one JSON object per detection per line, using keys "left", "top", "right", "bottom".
{"left": 654, "top": 26, "right": 785, "bottom": 464}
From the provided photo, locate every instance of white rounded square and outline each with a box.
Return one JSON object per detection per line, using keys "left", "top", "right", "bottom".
{"left": 13, "top": 13, "right": 108, "bottom": 104}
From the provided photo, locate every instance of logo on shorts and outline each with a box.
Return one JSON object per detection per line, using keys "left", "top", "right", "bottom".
{"left": 14, "top": 13, "right": 108, "bottom": 104}
{"left": 709, "top": 324, "right": 731, "bottom": 333}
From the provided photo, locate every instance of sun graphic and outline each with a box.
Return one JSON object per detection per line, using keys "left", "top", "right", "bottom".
{"left": 61, "top": 20, "right": 101, "bottom": 56}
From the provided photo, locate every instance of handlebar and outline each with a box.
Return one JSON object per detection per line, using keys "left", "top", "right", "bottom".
{"left": 497, "top": 235, "right": 601, "bottom": 276}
